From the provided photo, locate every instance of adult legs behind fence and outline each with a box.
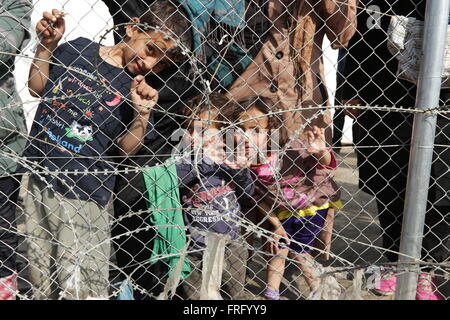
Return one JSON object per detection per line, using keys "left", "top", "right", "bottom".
{"left": 24, "top": 176, "right": 110, "bottom": 299}
{"left": 0, "top": 176, "right": 21, "bottom": 300}
{"left": 112, "top": 194, "right": 164, "bottom": 300}
{"left": 423, "top": 206, "right": 450, "bottom": 263}
{"left": 375, "top": 188, "right": 405, "bottom": 263}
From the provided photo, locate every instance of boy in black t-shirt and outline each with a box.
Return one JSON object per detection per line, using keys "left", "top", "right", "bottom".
{"left": 23, "top": 2, "right": 192, "bottom": 299}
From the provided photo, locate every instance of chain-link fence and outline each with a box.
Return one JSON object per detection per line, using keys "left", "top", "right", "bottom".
{"left": 0, "top": 0, "right": 448, "bottom": 300}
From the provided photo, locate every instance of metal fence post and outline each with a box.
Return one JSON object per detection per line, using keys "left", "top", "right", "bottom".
{"left": 395, "top": 0, "right": 449, "bottom": 300}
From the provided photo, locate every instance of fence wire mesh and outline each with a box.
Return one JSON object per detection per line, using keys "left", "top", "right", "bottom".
{"left": 0, "top": 0, "right": 448, "bottom": 300}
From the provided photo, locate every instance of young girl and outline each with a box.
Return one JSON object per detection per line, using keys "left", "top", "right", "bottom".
{"left": 175, "top": 93, "right": 254, "bottom": 299}
{"left": 224, "top": 96, "right": 341, "bottom": 300}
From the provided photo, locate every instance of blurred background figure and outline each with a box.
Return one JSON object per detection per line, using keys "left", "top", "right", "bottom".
{"left": 332, "top": 49, "right": 348, "bottom": 154}
{"left": 0, "top": 0, "right": 32, "bottom": 300}
{"left": 342, "top": 0, "right": 448, "bottom": 300}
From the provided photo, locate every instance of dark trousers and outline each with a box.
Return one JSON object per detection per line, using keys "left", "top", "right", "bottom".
{"left": 0, "top": 176, "right": 21, "bottom": 278}
{"left": 422, "top": 206, "right": 450, "bottom": 263}
{"left": 376, "top": 190, "right": 449, "bottom": 264}
{"left": 375, "top": 189, "right": 406, "bottom": 263}
{"left": 112, "top": 181, "right": 166, "bottom": 300}
{"left": 332, "top": 109, "right": 345, "bottom": 149}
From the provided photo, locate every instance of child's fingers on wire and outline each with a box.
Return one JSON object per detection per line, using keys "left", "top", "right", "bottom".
{"left": 36, "top": 20, "right": 52, "bottom": 37}
{"left": 283, "top": 235, "right": 290, "bottom": 245}
{"left": 136, "top": 80, "right": 157, "bottom": 99}
{"left": 133, "top": 75, "right": 145, "bottom": 84}
{"left": 141, "top": 86, "right": 153, "bottom": 99}
{"left": 51, "top": 9, "right": 62, "bottom": 18}
{"left": 271, "top": 240, "right": 282, "bottom": 255}
{"left": 144, "top": 86, "right": 158, "bottom": 100}
{"left": 42, "top": 11, "right": 57, "bottom": 23}
{"left": 223, "top": 159, "right": 236, "bottom": 169}
{"left": 306, "top": 130, "right": 314, "bottom": 146}
{"left": 269, "top": 241, "right": 277, "bottom": 255}
{"left": 38, "top": 19, "right": 56, "bottom": 37}
{"left": 50, "top": 9, "right": 66, "bottom": 30}
{"left": 313, "top": 127, "right": 320, "bottom": 139}
{"left": 314, "top": 126, "right": 324, "bottom": 140}
{"left": 137, "top": 87, "right": 151, "bottom": 103}
{"left": 130, "top": 76, "right": 144, "bottom": 94}
{"left": 41, "top": 10, "right": 65, "bottom": 37}
{"left": 135, "top": 81, "right": 144, "bottom": 94}
{"left": 36, "top": 19, "right": 48, "bottom": 29}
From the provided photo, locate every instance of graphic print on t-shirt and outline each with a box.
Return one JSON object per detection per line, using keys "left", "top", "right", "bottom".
{"left": 65, "top": 121, "right": 93, "bottom": 142}
{"left": 183, "top": 183, "right": 240, "bottom": 234}
{"left": 38, "top": 56, "right": 130, "bottom": 155}
{"left": 22, "top": 37, "right": 154, "bottom": 207}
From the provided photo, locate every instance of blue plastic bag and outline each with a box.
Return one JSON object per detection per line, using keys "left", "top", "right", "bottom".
{"left": 115, "top": 280, "right": 135, "bottom": 300}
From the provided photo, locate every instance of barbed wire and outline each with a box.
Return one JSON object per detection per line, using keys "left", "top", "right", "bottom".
{"left": 1, "top": 2, "right": 448, "bottom": 300}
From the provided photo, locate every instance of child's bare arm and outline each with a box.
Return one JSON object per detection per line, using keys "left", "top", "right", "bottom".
{"left": 28, "top": 9, "right": 65, "bottom": 97}
{"left": 117, "top": 75, "right": 158, "bottom": 156}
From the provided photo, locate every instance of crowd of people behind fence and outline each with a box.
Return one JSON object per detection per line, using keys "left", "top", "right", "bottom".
{"left": 0, "top": 0, "right": 448, "bottom": 300}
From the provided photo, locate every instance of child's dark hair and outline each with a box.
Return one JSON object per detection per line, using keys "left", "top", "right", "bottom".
{"left": 221, "top": 96, "right": 289, "bottom": 147}
{"left": 183, "top": 93, "right": 234, "bottom": 132}
{"left": 138, "top": 0, "right": 192, "bottom": 61}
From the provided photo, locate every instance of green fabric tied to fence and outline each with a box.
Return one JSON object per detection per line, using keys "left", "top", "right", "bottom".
{"left": 142, "top": 159, "right": 191, "bottom": 279}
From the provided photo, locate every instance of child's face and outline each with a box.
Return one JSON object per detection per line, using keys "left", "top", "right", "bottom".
{"left": 236, "top": 107, "right": 269, "bottom": 159}
{"left": 124, "top": 24, "right": 177, "bottom": 75}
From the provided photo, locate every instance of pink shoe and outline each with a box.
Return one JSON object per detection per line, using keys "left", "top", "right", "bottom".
{"left": 416, "top": 273, "right": 442, "bottom": 300}
{"left": 0, "top": 273, "right": 17, "bottom": 300}
{"left": 374, "top": 273, "right": 397, "bottom": 296}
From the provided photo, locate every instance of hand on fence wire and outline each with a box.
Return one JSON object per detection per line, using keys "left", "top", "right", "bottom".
{"left": 304, "top": 125, "right": 332, "bottom": 165}
{"left": 36, "top": 9, "right": 66, "bottom": 49}
{"left": 130, "top": 75, "right": 158, "bottom": 114}
{"left": 269, "top": 224, "right": 290, "bottom": 255}
{"left": 224, "top": 129, "right": 253, "bottom": 169}
{"left": 203, "top": 134, "right": 226, "bottom": 164}
{"left": 223, "top": 149, "right": 252, "bottom": 169}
